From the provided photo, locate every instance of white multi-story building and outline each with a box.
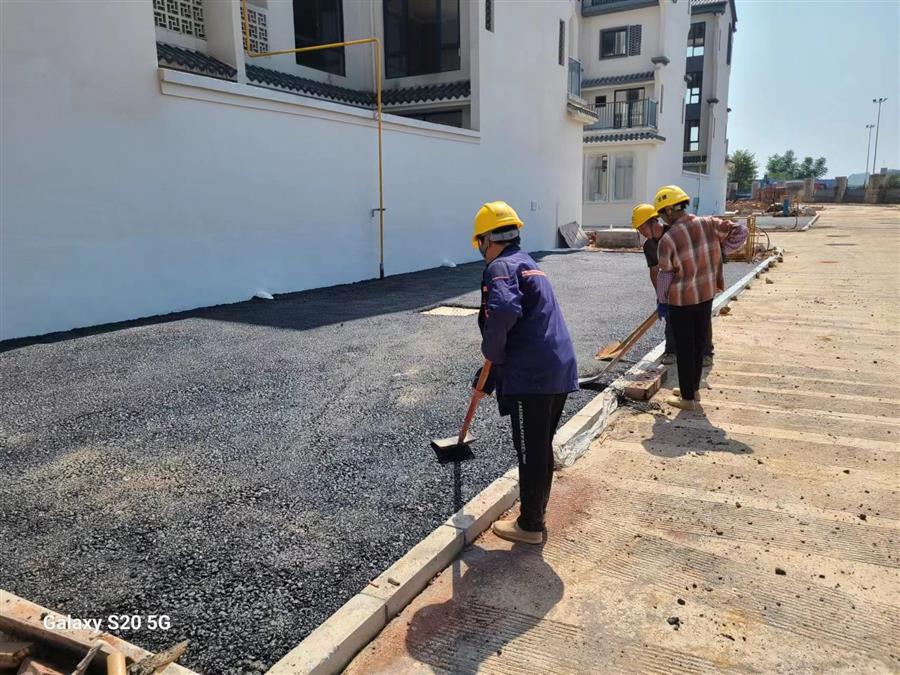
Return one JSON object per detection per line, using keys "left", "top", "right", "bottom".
{"left": 574, "top": 0, "right": 736, "bottom": 227}
{"left": 1, "top": 0, "right": 596, "bottom": 341}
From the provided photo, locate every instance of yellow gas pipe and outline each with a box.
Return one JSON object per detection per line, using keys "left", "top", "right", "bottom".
{"left": 240, "top": 0, "right": 385, "bottom": 279}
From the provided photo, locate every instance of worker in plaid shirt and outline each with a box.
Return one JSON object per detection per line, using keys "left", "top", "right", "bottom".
{"left": 654, "top": 185, "right": 748, "bottom": 411}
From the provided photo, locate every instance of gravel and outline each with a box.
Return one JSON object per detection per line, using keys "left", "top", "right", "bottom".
{"left": 0, "top": 250, "right": 753, "bottom": 673}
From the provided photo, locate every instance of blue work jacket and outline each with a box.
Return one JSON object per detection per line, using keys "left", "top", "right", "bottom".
{"left": 478, "top": 246, "right": 578, "bottom": 396}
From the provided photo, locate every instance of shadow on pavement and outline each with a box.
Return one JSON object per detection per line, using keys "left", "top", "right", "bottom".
{"left": 0, "top": 262, "right": 487, "bottom": 352}
{"left": 642, "top": 409, "right": 753, "bottom": 457}
{"left": 402, "top": 459, "right": 564, "bottom": 673}
{"left": 403, "top": 542, "right": 564, "bottom": 673}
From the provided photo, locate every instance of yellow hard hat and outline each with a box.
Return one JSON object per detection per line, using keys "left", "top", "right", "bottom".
{"left": 472, "top": 201, "right": 524, "bottom": 248}
{"left": 631, "top": 203, "right": 657, "bottom": 229}
{"left": 654, "top": 185, "right": 690, "bottom": 212}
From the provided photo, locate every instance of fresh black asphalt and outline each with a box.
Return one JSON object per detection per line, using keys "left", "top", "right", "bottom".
{"left": 0, "top": 251, "right": 752, "bottom": 673}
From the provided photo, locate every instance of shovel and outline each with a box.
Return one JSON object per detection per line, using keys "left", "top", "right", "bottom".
{"left": 579, "top": 311, "right": 658, "bottom": 387}
{"left": 595, "top": 311, "right": 659, "bottom": 360}
{"left": 431, "top": 360, "right": 492, "bottom": 464}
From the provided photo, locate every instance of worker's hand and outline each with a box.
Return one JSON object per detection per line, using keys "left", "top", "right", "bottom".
{"left": 472, "top": 366, "right": 496, "bottom": 396}
{"left": 657, "top": 302, "right": 669, "bottom": 320}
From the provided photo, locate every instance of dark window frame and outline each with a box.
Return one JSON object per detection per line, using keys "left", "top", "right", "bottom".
{"left": 485, "top": 0, "right": 493, "bottom": 32}
{"left": 685, "top": 71, "right": 702, "bottom": 105}
{"left": 294, "top": 0, "right": 346, "bottom": 77}
{"left": 559, "top": 20, "right": 565, "bottom": 66}
{"left": 684, "top": 120, "right": 700, "bottom": 152}
{"left": 383, "top": 0, "right": 461, "bottom": 79}
{"left": 687, "top": 22, "right": 705, "bottom": 58}
{"left": 398, "top": 108, "right": 464, "bottom": 128}
{"left": 594, "top": 94, "right": 607, "bottom": 108}
{"left": 600, "top": 26, "right": 628, "bottom": 59}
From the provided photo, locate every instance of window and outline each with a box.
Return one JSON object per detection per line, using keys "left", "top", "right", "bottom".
{"left": 727, "top": 23, "right": 733, "bottom": 64}
{"left": 384, "top": 0, "right": 461, "bottom": 79}
{"left": 398, "top": 108, "right": 463, "bottom": 127}
{"left": 687, "top": 22, "right": 705, "bottom": 57}
{"left": 659, "top": 84, "right": 664, "bottom": 114}
{"left": 613, "top": 153, "right": 634, "bottom": 201}
{"left": 294, "top": 0, "right": 345, "bottom": 76}
{"left": 594, "top": 95, "right": 607, "bottom": 108}
{"left": 559, "top": 21, "right": 565, "bottom": 66}
{"left": 600, "top": 28, "right": 627, "bottom": 58}
{"left": 485, "top": 0, "right": 493, "bottom": 31}
{"left": 685, "top": 72, "right": 701, "bottom": 105}
{"left": 685, "top": 120, "right": 700, "bottom": 152}
{"left": 584, "top": 154, "right": 609, "bottom": 202}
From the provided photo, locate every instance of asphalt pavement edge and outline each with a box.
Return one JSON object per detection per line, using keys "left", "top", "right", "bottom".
{"left": 266, "top": 250, "right": 782, "bottom": 675}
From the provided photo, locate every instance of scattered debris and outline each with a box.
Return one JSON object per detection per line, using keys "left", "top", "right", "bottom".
{"left": 775, "top": 567, "right": 787, "bottom": 576}
{"left": 858, "top": 514, "right": 867, "bottom": 521}
{"left": 666, "top": 616, "right": 681, "bottom": 629}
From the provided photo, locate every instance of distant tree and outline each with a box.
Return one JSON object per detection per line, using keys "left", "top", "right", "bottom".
{"left": 765, "top": 149, "right": 828, "bottom": 180}
{"left": 728, "top": 149, "right": 758, "bottom": 191}
{"left": 766, "top": 150, "right": 798, "bottom": 180}
{"left": 796, "top": 156, "right": 828, "bottom": 179}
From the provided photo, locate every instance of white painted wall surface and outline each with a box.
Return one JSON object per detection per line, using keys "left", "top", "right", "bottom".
{"left": 647, "top": 0, "right": 690, "bottom": 191}
{"left": 0, "top": 0, "right": 583, "bottom": 340}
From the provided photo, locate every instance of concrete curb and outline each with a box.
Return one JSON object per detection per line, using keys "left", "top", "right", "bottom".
{"left": 266, "top": 251, "right": 782, "bottom": 675}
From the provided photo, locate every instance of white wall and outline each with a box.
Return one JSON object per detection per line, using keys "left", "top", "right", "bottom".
{"left": 647, "top": 0, "right": 690, "bottom": 191}
{"left": 0, "top": 0, "right": 584, "bottom": 340}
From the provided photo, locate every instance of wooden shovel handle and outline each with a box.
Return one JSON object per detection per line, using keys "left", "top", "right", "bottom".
{"left": 458, "top": 360, "right": 491, "bottom": 443}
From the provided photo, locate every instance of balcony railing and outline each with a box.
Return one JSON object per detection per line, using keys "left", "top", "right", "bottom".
{"left": 568, "top": 58, "right": 582, "bottom": 98}
{"left": 585, "top": 99, "right": 658, "bottom": 130}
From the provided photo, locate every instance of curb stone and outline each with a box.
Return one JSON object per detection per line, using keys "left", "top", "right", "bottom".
{"left": 266, "top": 250, "right": 782, "bottom": 674}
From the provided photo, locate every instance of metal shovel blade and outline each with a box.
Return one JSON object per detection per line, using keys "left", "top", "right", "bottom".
{"left": 595, "top": 340, "right": 624, "bottom": 361}
{"left": 430, "top": 432, "right": 476, "bottom": 464}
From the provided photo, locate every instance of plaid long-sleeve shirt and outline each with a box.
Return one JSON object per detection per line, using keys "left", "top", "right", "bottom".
{"left": 656, "top": 213, "right": 747, "bottom": 306}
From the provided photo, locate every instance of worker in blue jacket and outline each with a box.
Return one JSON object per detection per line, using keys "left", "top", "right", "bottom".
{"left": 472, "top": 201, "right": 579, "bottom": 545}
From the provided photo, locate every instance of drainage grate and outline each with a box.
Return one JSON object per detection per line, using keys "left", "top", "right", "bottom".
{"left": 826, "top": 243, "right": 857, "bottom": 246}
{"left": 422, "top": 305, "right": 479, "bottom": 316}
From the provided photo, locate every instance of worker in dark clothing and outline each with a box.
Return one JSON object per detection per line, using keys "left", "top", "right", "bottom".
{"left": 472, "top": 200, "right": 578, "bottom": 545}
{"left": 634, "top": 202, "right": 715, "bottom": 365}
{"left": 633, "top": 203, "right": 676, "bottom": 364}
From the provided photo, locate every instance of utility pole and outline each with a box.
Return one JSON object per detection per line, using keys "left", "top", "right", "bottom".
{"left": 872, "top": 97, "right": 887, "bottom": 176}
{"left": 865, "top": 124, "right": 875, "bottom": 184}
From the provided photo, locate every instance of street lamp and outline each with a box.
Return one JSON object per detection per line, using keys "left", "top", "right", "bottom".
{"left": 865, "top": 123, "right": 875, "bottom": 183}
{"left": 872, "top": 97, "right": 887, "bottom": 176}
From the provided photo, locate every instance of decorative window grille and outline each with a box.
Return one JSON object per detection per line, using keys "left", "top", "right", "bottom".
{"left": 242, "top": 6, "right": 269, "bottom": 53}
{"left": 153, "top": 0, "right": 206, "bottom": 39}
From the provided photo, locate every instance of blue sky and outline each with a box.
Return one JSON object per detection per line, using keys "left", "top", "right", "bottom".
{"left": 728, "top": 0, "right": 899, "bottom": 178}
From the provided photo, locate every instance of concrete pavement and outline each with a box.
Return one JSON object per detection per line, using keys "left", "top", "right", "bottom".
{"left": 345, "top": 204, "right": 900, "bottom": 674}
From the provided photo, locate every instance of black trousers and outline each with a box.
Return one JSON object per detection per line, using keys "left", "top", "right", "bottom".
{"left": 501, "top": 393, "right": 568, "bottom": 532}
{"left": 668, "top": 300, "right": 712, "bottom": 401}
{"left": 666, "top": 316, "right": 713, "bottom": 355}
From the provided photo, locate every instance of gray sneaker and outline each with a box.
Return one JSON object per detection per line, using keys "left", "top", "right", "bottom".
{"left": 703, "top": 355, "right": 714, "bottom": 367}
{"left": 661, "top": 353, "right": 676, "bottom": 365}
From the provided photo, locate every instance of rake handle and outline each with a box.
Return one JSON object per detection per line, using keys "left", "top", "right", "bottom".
{"left": 457, "top": 360, "right": 491, "bottom": 443}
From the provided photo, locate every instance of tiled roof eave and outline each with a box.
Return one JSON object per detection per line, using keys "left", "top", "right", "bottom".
{"left": 582, "top": 71, "right": 655, "bottom": 89}
{"left": 583, "top": 131, "right": 666, "bottom": 144}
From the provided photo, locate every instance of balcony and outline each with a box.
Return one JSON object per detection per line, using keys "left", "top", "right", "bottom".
{"left": 582, "top": 0, "right": 659, "bottom": 17}
{"left": 566, "top": 58, "right": 599, "bottom": 124}
{"left": 585, "top": 99, "right": 657, "bottom": 131}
